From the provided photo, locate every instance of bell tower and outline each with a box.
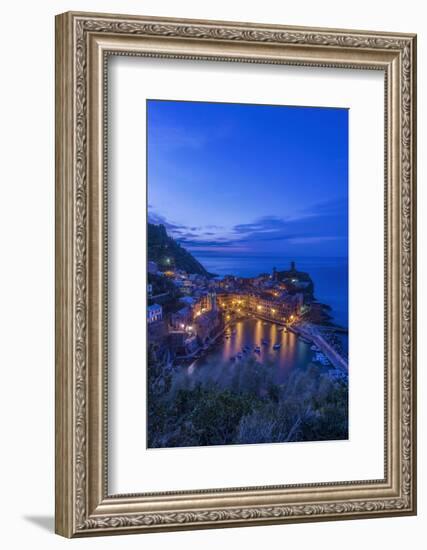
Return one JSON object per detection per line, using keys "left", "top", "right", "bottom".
{"left": 209, "top": 291, "right": 217, "bottom": 311}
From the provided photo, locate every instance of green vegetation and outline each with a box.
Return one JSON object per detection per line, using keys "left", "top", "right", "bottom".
{"left": 148, "top": 272, "right": 184, "bottom": 314}
{"left": 147, "top": 350, "right": 348, "bottom": 448}
{"left": 148, "top": 223, "right": 210, "bottom": 276}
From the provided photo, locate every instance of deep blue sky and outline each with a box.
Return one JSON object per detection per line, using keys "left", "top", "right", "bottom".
{"left": 147, "top": 100, "right": 348, "bottom": 259}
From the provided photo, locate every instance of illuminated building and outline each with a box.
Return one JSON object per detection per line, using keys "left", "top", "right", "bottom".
{"left": 147, "top": 303, "right": 162, "bottom": 324}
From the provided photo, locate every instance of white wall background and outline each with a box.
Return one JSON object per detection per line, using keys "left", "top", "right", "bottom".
{"left": 0, "top": 1, "right": 424, "bottom": 548}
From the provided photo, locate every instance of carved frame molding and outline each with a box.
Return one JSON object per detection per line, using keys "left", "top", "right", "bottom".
{"left": 55, "top": 11, "right": 416, "bottom": 537}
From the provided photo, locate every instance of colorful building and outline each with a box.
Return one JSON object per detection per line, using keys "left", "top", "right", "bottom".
{"left": 147, "top": 303, "right": 162, "bottom": 324}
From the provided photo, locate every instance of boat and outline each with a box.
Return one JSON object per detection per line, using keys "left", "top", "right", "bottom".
{"left": 273, "top": 343, "right": 281, "bottom": 350}
{"left": 254, "top": 346, "right": 261, "bottom": 353}
{"left": 261, "top": 339, "right": 269, "bottom": 345}
{"left": 313, "top": 352, "right": 329, "bottom": 365}
{"left": 311, "top": 345, "right": 320, "bottom": 351}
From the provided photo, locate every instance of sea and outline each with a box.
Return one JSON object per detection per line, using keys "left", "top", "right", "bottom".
{"left": 195, "top": 254, "right": 348, "bottom": 329}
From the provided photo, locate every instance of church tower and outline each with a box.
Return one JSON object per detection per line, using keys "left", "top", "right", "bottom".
{"left": 209, "top": 291, "right": 217, "bottom": 311}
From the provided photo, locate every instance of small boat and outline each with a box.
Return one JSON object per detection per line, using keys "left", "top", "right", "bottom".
{"left": 311, "top": 345, "right": 319, "bottom": 351}
{"left": 273, "top": 343, "right": 281, "bottom": 350}
{"left": 314, "top": 352, "right": 329, "bottom": 365}
{"left": 261, "top": 339, "right": 269, "bottom": 345}
{"left": 254, "top": 346, "right": 261, "bottom": 353}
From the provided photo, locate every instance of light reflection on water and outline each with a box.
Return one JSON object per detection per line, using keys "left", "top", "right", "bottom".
{"left": 188, "top": 318, "right": 314, "bottom": 384}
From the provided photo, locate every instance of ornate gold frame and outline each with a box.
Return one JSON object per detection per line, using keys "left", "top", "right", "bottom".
{"left": 55, "top": 11, "right": 417, "bottom": 537}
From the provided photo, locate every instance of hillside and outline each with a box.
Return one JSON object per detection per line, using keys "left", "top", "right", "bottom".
{"left": 147, "top": 223, "right": 210, "bottom": 276}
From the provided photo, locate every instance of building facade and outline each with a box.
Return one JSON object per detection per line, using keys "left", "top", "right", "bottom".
{"left": 147, "top": 303, "right": 162, "bottom": 324}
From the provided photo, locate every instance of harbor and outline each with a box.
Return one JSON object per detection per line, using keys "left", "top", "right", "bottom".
{"left": 187, "top": 318, "right": 339, "bottom": 385}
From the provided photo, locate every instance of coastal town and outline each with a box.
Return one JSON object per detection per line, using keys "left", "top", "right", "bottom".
{"left": 147, "top": 235, "right": 348, "bottom": 373}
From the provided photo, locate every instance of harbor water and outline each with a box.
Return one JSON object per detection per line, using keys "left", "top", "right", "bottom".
{"left": 187, "top": 318, "right": 316, "bottom": 385}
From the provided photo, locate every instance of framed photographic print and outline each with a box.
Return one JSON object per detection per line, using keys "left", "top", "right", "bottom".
{"left": 55, "top": 11, "right": 417, "bottom": 537}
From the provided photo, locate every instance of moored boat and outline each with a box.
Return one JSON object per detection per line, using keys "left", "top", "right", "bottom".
{"left": 313, "top": 352, "right": 329, "bottom": 365}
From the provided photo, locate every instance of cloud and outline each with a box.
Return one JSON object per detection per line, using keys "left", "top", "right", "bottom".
{"left": 148, "top": 196, "right": 347, "bottom": 256}
{"left": 148, "top": 211, "right": 232, "bottom": 248}
{"left": 147, "top": 211, "right": 188, "bottom": 233}
{"left": 302, "top": 196, "right": 348, "bottom": 218}
{"left": 231, "top": 198, "right": 347, "bottom": 244}
{"left": 178, "top": 238, "right": 236, "bottom": 248}
{"left": 234, "top": 216, "right": 290, "bottom": 235}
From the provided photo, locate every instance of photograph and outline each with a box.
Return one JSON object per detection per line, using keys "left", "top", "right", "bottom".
{"left": 146, "top": 99, "right": 349, "bottom": 449}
